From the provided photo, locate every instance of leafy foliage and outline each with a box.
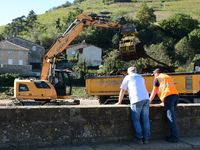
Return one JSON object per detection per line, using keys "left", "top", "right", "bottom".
{"left": 98, "top": 50, "right": 125, "bottom": 73}
{"left": 0, "top": 73, "right": 21, "bottom": 86}
{"left": 188, "top": 29, "right": 200, "bottom": 54}
{"left": 72, "top": 61, "right": 88, "bottom": 85}
{"left": 146, "top": 41, "right": 172, "bottom": 66}
{"left": 174, "top": 37, "right": 195, "bottom": 67}
{"left": 137, "top": 25, "right": 166, "bottom": 46}
{"left": 46, "top": 1, "right": 72, "bottom": 12}
{"left": 68, "top": 52, "right": 79, "bottom": 63}
{"left": 3, "top": 10, "right": 38, "bottom": 38}
{"left": 159, "top": 13, "right": 199, "bottom": 41}
{"left": 136, "top": 3, "right": 156, "bottom": 27}
{"left": 103, "top": 0, "right": 131, "bottom": 3}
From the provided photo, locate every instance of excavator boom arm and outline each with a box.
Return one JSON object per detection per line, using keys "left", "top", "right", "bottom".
{"left": 40, "top": 12, "right": 126, "bottom": 80}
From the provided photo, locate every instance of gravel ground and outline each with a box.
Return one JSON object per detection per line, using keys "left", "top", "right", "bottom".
{"left": 0, "top": 98, "right": 100, "bottom": 106}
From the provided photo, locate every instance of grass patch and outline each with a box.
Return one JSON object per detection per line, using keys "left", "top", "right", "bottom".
{"left": 71, "top": 86, "right": 96, "bottom": 99}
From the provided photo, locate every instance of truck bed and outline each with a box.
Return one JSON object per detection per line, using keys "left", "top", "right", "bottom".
{"left": 85, "top": 72, "right": 200, "bottom": 104}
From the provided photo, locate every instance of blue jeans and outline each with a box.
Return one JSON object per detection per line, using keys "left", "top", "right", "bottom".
{"left": 164, "top": 94, "right": 179, "bottom": 139}
{"left": 130, "top": 99, "right": 150, "bottom": 139}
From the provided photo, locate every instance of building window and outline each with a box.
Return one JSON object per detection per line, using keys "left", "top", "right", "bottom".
{"left": 19, "top": 51, "right": 24, "bottom": 55}
{"left": 8, "top": 51, "right": 13, "bottom": 54}
{"left": 71, "top": 51, "right": 76, "bottom": 54}
{"left": 8, "top": 59, "right": 13, "bottom": 64}
{"left": 19, "top": 60, "right": 23, "bottom": 65}
{"left": 32, "top": 46, "right": 36, "bottom": 51}
{"left": 78, "top": 48, "right": 83, "bottom": 54}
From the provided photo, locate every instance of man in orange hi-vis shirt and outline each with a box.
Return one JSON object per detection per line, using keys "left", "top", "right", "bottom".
{"left": 150, "top": 68, "right": 179, "bottom": 143}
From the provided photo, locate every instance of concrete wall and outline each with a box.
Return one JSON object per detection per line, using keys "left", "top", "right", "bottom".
{"left": 0, "top": 104, "right": 200, "bottom": 149}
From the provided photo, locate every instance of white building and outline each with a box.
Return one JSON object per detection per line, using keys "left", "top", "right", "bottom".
{"left": 66, "top": 42, "right": 102, "bottom": 66}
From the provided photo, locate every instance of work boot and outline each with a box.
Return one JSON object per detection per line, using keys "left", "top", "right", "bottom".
{"left": 143, "top": 138, "right": 148, "bottom": 144}
{"left": 166, "top": 136, "right": 178, "bottom": 143}
{"left": 166, "top": 138, "right": 178, "bottom": 143}
{"left": 130, "top": 137, "right": 143, "bottom": 144}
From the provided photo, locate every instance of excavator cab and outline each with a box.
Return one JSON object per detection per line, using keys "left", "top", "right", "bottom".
{"left": 53, "top": 69, "right": 72, "bottom": 98}
{"left": 119, "top": 23, "right": 147, "bottom": 61}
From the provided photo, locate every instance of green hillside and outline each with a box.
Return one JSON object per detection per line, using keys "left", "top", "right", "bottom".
{"left": 1, "top": 0, "right": 200, "bottom": 30}
{"left": 35, "top": 0, "right": 200, "bottom": 25}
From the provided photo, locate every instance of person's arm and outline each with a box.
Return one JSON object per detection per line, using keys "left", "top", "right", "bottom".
{"left": 115, "top": 89, "right": 126, "bottom": 105}
{"left": 149, "top": 86, "right": 158, "bottom": 103}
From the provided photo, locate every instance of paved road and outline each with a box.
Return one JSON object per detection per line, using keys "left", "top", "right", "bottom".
{"left": 17, "top": 137, "right": 200, "bottom": 150}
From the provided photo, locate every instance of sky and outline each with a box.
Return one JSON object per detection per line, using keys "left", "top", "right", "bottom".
{"left": 0, "top": 0, "right": 74, "bottom": 26}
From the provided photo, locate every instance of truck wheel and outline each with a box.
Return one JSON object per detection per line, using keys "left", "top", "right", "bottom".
{"left": 99, "top": 96, "right": 110, "bottom": 104}
{"left": 178, "top": 98, "right": 191, "bottom": 103}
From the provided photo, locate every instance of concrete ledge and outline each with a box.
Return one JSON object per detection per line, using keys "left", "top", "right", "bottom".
{"left": 0, "top": 104, "right": 200, "bottom": 149}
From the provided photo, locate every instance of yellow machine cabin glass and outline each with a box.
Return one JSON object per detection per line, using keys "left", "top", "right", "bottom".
{"left": 19, "top": 84, "right": 29, "bottom": 92}
{"left": 34, "top": 81, "right": 51, "bottom": 89}
{"left": 54, "top": 71, "right": 71, "bottom": 96}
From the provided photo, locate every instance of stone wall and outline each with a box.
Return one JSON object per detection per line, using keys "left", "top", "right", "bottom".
{"left": 0, "top": 104, "right": 199, "bottom": 149}
{"left": 0, "top": 64, "right": 32, "bottom": 75}
{"left": 0, "top": 49, "right": 29, "bottom": 66}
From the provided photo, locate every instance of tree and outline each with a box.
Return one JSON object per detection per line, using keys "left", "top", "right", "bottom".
{"left": 146, "top": 42, "right": 172, "bottom": 66}
{"left": 55, "top": 18, "right": 62, "bottom": 30}
{"left": 74, "top": 0, "right": 85, "bottom": 4}
{"left": 26, "top": 10, "right": 38, "bottom": 28}
{"left": 61, "top": 9, "right": 83, "bottom": 32}
{"left": 114, "top": 0, "right": 131, "bottom": 2}
{"left": 159, "top": 13, "right": 199, "bottom": 41}
{"left": 136, "top": 3, "right": 156, "bottom": 27}
{"left": 137, "top": 25, "right": 166, "bottom": 46}
{"left": 57, "top": 1, "right": 72, "bottom": 8}
{"left": 188, "top": 29, "right": 200, "bottom": 54}
{"left": 98, "top": 50, "right": 125, "bottom": 73}
{"left": 86, "top": 27, "right": 119, "bottom": 49}
{"left": 174, "top": 37, "right": 195, "bottom": 66}
{"left": 112, "top": 33, "right": 120, "bottom": 49}
{"left": 47, "top": 1, "right": 72, "bottom": 12}
{"left": 2, "top": 10, "right": 38, "bottom": 38}
{"left": 11, "top": 16, "right": 27, "bottom": 36}
{"left": 103, "top": 0, "right": 131, "bottom": 2}
{"left": 0, "top": 34, "right": 4, "bottom": 40}
{"left": 3, "top": 18, "right": 25, "bottom": 38}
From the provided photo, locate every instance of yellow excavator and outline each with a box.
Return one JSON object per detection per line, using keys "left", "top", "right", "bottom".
{"left": 14, "top": 12, "right": 143, "bottom": 105}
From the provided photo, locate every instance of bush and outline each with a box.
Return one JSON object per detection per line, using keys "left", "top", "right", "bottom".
{"left": 97, "top": 50, "right": 125, "bottom": 74}
{"left": 0, "top": 73, "right": 21, "bottom": 86}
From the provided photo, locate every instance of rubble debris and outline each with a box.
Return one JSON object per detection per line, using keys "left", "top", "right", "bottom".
{"left": 92, "top": 65, "right": 176, "bottom": 77}
{"left": 98, "top": 69, "right": 127, "bottom": 76}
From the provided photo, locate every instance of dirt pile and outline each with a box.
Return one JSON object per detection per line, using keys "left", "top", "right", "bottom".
{"left": 95, "top": 65, "right": 176, "bottom": 77}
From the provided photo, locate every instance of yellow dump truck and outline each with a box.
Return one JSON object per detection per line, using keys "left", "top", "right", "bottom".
{"left": 85, "top": 72, "right": 200, "bottom": 104}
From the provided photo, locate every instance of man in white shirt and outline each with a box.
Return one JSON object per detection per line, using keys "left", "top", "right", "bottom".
{"left": 116, "top": 67, "right": 150, "bottom": 144}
